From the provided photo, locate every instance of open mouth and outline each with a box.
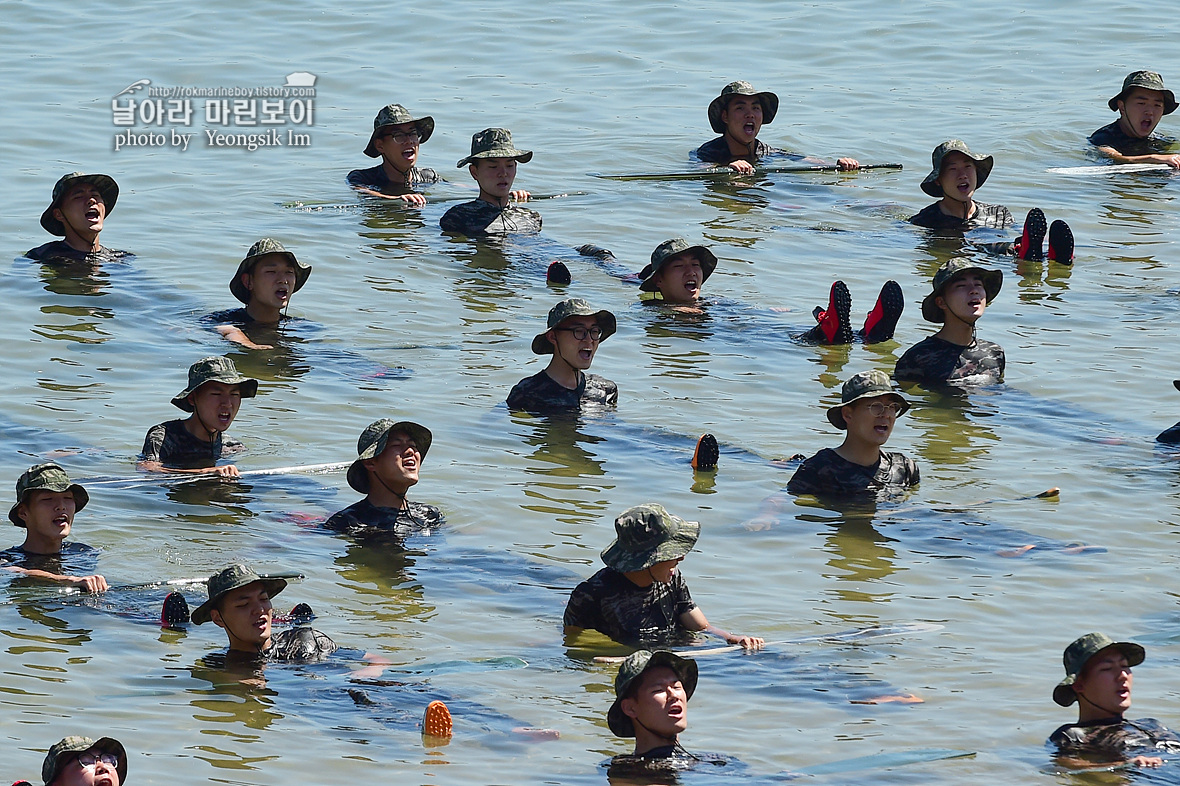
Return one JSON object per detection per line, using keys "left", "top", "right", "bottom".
{"left": 743, "top": 122, "right": 755, "bottom": 135}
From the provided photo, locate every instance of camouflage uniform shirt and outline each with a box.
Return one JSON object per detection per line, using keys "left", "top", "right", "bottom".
{"left": 264, "top": 626, "right": 339, "bottom": 663}
{"left": 696, "top": 136, "right": 787, "bottom": 164}
{"left": 563, "top": 567, "right": 697, "bottom": 646}
{"left": 324, "top": 499, "right": 444, "bottom": 539}
{"left": 506, "top": 370, "right": 618, "bottom": 414}
{"left": 909, "top": 201, "right": 1013, "bottom": 230}
{"left": 140, "top": 419, "right": 244, "bottom": 469}
{"left": 606, "top": 748, "right": 742, "bottom": 780}
{"left": 1050, "top": 717, "right": 1180, "bottom": 759}
{"left": 25, "top": 241, "right": 132, "bottom": 265}
{"left": 894, "top": 335, "right": 1005, "bottom": 386}
{"left": 787, "top": 448, "right": 919, "bottom": 499}
{"left": 1089, "top": 122, "right": 1175, "bottom": 156}
{"left": 347, "top": 164, "right": 440, "bottom": 191}
{"left": 439, "top": 199, "right": 541, "bottom": 236}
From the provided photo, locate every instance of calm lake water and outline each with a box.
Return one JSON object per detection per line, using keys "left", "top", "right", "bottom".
{"left": 5, "top": 1, "right": 1180, "bottom": 783}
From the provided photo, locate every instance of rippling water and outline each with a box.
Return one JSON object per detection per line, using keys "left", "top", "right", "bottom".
{"left": 5, "top": 1, "right": 1180, "bottom": 783}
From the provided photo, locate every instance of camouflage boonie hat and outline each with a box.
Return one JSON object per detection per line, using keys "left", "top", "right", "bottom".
{"left": 707, "top": 81, "right": 779, "bottom": 134}
{"left": 600, "top": 503, "right": 700, "bottom": 573}
{"left": 1109, "top": 71, "right": 1177, "bottom": 114}
{"left": 826, "top": 370, "right": 910, "bottom": 429}
{"left": 191, "top": 564, "right": 288, "bottom": 625}
{"left": 607, "top": 649, "right": 698, "bottom": 737}
{"left": 531, "top": 298, "right": 617, "bottom": 355}
{"left": 1053, "top": 632, "right": 1145, "bottom": 707}
{"left": 9, "top": 463, "right": 89, "bottom": 527}
{"left": 920, "top": 140, "right": 994, "bottom": 198}
{"left": 921, "top": 258, "right": 1003, "bottom": 323}
{"left": 347, "top": 418, "right": 433, "bottom": 493}
{"left": 41, "top": 735, "right": 128, "bottom": 785}
{"left": 170, "top": 356, "right": 259, "bottom": 412}
{"left": 456, "top": 127, "right": 533, "bottom": 167}
{"left": 40, "top": 172, "right": 120, "bottom": 236}
{"left": 229, "top": 237, "right": 313, "bottom": 304}
{"left": 364, "top": 103, "right": 436, "bottom": 157}
{"left": 638, "top": 239, "right": 719, "bottom": 293}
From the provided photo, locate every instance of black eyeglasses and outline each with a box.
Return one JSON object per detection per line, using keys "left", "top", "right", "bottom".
{"left": 381, "top": 130, "right": 421, "bottom": 143}
{"left": 556, "top": 326, "right": 603, "bottom": 341}
{"left": 77, "top": 753, "right": 119, "bottom": 769}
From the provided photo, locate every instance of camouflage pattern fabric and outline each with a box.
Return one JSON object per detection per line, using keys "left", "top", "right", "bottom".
{"left": 695, "top": 136, "right": 788, "bottom": 164}
{"left": 140, "top": 418, "right": 243, "bottom": 468}
{"left": 264, "top": 626, "right": 339, "bottom": 663}
{"left": 1088, "top": 121, "right": 1176, "bottom": 156}
{"left": 347, "top": 164, "right": 441, "bottom": 190}
{"left": 506, "top": 370, "right": 618, "bottom": 414}
{"left": 909, "top": 200, "right": 1013, "bottom": 230}
{"left": 606, "top": 748, "right": 741, "bottom": 780}
{"left": 786, "top": 448, "right": 919, "bottom": 499}
{"left": 0, "top": 541, "right": 96, "bottom": 569}
{"left": 324, "top": 499, "right": 443, "bottom": 539}
{"left": 1050, "top": 717, "right": 1180, "bottom": 758}
{"left": 439, "top": 199, "right": 541, "bottom": 236}
{"left": 25, "top": 241, "right": 132, "bottom": 265}
{"left": 894, "top": 335, "right": 1005, "bottom": 387}
{"left": 563, "top": 566, "right": 697, "bottom": 646}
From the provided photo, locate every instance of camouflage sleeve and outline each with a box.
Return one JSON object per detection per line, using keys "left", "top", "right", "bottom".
{"left": 893, "top": 345, "right": 922, "bottom": 383}
{"left": 604, "top": 379, "right": 619, "bottom": 406}
{"left": 672, "top": 573, "right": 696, "bottom": 617}
{"left": 786, "top": 458, "right": 822, "bottom": 495}
{"left": 563, "top": 580, "right": 603, "bottom": 630}
{"left": 140, "top": 423, "right": 166, "bottom": 462}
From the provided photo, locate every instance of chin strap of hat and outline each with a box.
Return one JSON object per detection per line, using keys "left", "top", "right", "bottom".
{"left": 1076, "top": 688, "right": 1125, "bottom": 721}
{"left": 193, "top": 408, "right": 221, "bottom": 452}
{"left": 370, "top": 467, "right": 425, "bottom": 528}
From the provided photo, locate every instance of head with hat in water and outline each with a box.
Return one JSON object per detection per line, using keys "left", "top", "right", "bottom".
{"left": 1108, "top": 71, "right": 1177, "bottom": 141}
{"left": 638, "top": 239, "right": 718, "bottom": 304}
{"left": 608, "top": 649, "right": 698, "bottom": 754}
{"left": 457, "top": 127, "right": 533, "bottom": 207}
{"left": 191, "top": 563, "right": 288, "bottom": 652}
{"left": 601, "top": 503, "right": 700, "bottom": 584}
{"left": 29, "top": 734, "right": 128, "bottom": 786}
{"left": 1054, "top": 632, "right": 1145, "bottom": 721}
{"left": 229, "top": 238, "right": 312, "bottom": 325}
{"left": 40, "top": 172, "right": 119, "bottom": 254}
{"left": 708, "top": 81, "right": 779, "bottom": 156}
{"left": 922, "top": 257, "right": 1002, "bottom": 328}
{"left": 364, "top": 103, "right": 435, "bottom": 173}
{"left": 9, "top": 462, "right": 89, "bottom": 546}
{"left": 921, "top": 140, "right": 994, "bottom": 221}
{"left": 532, "top": 296, "right": 616, "bottom": 383}
{"left": 171, "top": 355, "right": 258, "bottom": 437}
{"left": 347, "top": 418, "right": 433, "bottom": 510}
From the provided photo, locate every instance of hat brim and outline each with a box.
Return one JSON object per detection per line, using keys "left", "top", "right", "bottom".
{"left": 347, "top": 421, "right": 433, "bottom": 493}
{"left": 531, "top": 310, "right": 617, "bottom": 354}
{"left": 1053, "top": 641, "right": 1145, "bottom": 706}
{"left": 921, "top": 266, "right": 1003, "bottom": 323}
{"left": 639, "top": 246, "right": 718, "bottom": 293}
{"left": 364, "top": 116, "right": 436, "bottom": 157}
{"left": 826, "top": 391, "right": 910, "bottom": 430}
{"left": 191, "top": 575, "right": 288, "bottom": 625}
{"left": 608, "top": 651, "right": 698, "bottom": 737}
{"left": 229, "top": 250, "right": 313, "bottom": 304}
{"left": 456, "top": 148, "right": 533, "bottom": 168}
{"left": 172, "top": 376, "right": 259, "bottom": 412}
{"left": 40, "top": 174, "right": 119, "bottom": 236}
{"left": 9, "top": 483, "right": 89, "bottom": 527}
{"left": 921, "top": 153, "right": 994, "bottom": 198}
{"left": 601, "top": 518, "right": 701, "bottom": 573}
{"left": 707, "top": 91, "right": 779, "bottom": 134}
{"left": 1110, "top": 88, "right": 1178, "bottom": 115}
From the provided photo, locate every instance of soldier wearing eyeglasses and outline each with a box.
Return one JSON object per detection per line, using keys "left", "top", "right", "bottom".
{"left": 347, "top": 104, "right": 440, "bottom": 206}
{"left": 787, "top": 370, "right": 919, "bottom": 499}
{"left": 507, "top": 299, "right": 618, "bottom": 414}
{"left": 14, "top": 736, "right": 127, "bottom": 786}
